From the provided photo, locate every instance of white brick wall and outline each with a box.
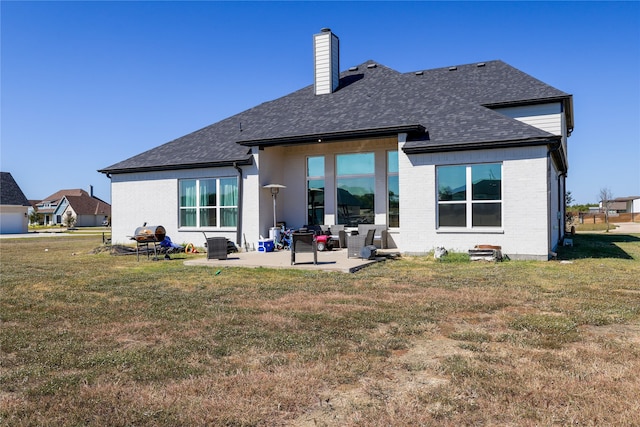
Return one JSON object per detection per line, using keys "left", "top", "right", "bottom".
{"left": 109, "top": 138, "right": 560, "bottom": 259}
{"left": 110, "top": 167, "right": 245, "bottom": 247}
{"left": 400, "top": 145, "right": 551, "bottom": 259}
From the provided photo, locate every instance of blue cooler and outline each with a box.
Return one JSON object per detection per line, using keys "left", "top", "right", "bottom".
{"left": 258, "top": 239, "right": 275, "bottom": 252}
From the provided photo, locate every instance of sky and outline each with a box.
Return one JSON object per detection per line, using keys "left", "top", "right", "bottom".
{"left": 1, "top": 1, "right": 639, "bottom": 205}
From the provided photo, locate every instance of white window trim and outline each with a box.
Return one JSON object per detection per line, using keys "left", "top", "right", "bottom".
{"left": 387, "top": 150, "right": 400, "bottom": 230}
{"left": 178, "top": 177, "right": 238, "bottom": 230}
{"left": 336, "top": 152, "right": 376, "bottom": 226}
{"left": 436, "top": 163, "right": 503, "bottom": 232}
{"left": 307, "top": 156, "right": 325, "bottom": 226}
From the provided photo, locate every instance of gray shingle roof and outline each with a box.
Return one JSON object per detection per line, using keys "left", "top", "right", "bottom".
{"left": 407, "top": 60, "right": 569, "bottom": 106}
{"left": 100, "top": 60, "right": 572, "bottom": 174}
{"left": 0, "top": 172, "right": 30, "bottom": 206}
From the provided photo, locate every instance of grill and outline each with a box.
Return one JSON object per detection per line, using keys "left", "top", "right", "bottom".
{"left": 131, "top": 225, "right": 166, "bottom": 260}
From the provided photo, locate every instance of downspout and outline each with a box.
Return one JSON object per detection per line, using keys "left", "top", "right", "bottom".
{"left": 548, "top": 142, "right": 562, "bottom": 256}
{"left": 559, "top": 171, "right": 566, "bottom": 241}
{"left": 233, "top": 162, "right": 243, "bottom": 246}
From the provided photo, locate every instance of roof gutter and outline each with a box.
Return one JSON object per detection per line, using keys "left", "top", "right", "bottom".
{"left": 233, "top": 162, "right": 244, "bottom": 246}
{"left": 97, "top": 158, "right": 253, "bottom": 176}
{"left": 237, "top": 124, "right": 426, "bottom": 148}
{"left": 402, "top": 136, "right": 561, "bottom": 155}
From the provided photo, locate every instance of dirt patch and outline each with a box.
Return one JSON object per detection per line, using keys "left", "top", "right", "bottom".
{"left": 290, "top": 335, "right": 465, "bottom": 426}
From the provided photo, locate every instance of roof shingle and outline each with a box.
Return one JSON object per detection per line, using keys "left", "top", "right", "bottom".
{"left": 0, "top": 172, "right": 30, "bottom": 206}
{"left": 100, "top": 59, "right": 572, "bottom": 174}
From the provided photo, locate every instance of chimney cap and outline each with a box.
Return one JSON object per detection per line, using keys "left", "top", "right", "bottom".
{"left": 320, "top": 27, "right": 331, "bottom": 33}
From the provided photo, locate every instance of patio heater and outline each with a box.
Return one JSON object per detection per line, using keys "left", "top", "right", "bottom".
{"left": 263, "top": 184, "right": 286, "bottom": 242}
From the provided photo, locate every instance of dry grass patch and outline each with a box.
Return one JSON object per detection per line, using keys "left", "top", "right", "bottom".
{"left": 1, "top": 233, "right": 639, "bottom": 426}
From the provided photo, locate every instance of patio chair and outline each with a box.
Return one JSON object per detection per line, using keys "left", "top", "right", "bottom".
{"left": 291, "top": 232, "right": 317, "bottom": 265}
{"left": 347, "top": 229, "right": 375, "bottom": 258}
{"left": 357, "top": 224, "right": 388, "bottom": 248}
{"left": 330, "top": 225, "right": 346, "bottom": 248}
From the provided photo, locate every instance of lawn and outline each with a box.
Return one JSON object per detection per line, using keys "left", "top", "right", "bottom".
{"left": 1, "top": 232, "right": 639, "bottom": 426}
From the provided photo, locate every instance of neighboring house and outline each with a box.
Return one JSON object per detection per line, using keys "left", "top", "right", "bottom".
{"left": 100, "top": 29, "right": 573, "bottom": 260}
{"left": 0, "top": 172, "right": 31, "bottom": 234}
{"left": 601, "top": 196, "right": 640, "bottom": 214}
{"left": 34, "top": 187, "right": 111, "bottom": 227}
{"left": 56, "top": 194, "right": 111, "bottom": 227}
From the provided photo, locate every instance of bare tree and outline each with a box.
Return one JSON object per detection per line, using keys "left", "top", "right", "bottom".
{"left": 599, "top": 187, "right": 613, "bottom": 232}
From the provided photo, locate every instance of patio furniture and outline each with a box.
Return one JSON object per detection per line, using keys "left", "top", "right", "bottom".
{"left": 291, "top": 232, "right": 317, "bottom": 265}
{"left": 330, "top": 225, "right": 346, "bottom": 248}
{"left": 347, "top": 229, "right": 375, "bottom": 258}
{"left": 206, "top": 236, "right": 228, "bottom": 260}
{"left": 357, "top": 224, "right": 389, "bottom": 249}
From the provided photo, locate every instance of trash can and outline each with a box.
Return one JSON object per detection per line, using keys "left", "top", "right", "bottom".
{"left": 269, "top": 227, "right": 281, "bottom": 243}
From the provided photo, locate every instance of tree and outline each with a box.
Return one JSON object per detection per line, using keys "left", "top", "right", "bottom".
{"left": 63, "top": 211, "right": 77, "bottom": 229}
{"left": 28, "top": 207, "right": 42, "bottom": 225}
{"left": 565, "top": 190, "right": 575, "bottom": 208}
{"left": 565, "top": 190, "right": 575, "bottom": 230}
{"left": 598, "top": 187, "right": 614, "bottom": 232}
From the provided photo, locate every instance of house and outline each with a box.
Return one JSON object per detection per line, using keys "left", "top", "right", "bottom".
{"left": 100, "top": 29, "right": 573, "bottom": 260}
{"left": 33, "top": 187, "right": 111, "bottom": 227}
{"left": 604, "top": 196, "right": 640, "bottom": 214}
{"left": 0, "top": 172, "right": 31, "bottom": 234}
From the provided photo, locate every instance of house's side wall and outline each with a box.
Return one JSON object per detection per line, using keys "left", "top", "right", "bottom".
{"left": 0, "top": 205, "right": 29, "bottom": 234}
{"left": 494, "top": 101, "right": 569, "bottom": 253}
{"left": 74, "top": 214, "right": 105, "bottom": 227}
{"left": 494, "top": 103, "right": 563, "bottom": 135}
{"left": 399, "top": 145, "right": 551, "bottom": 260}
{"left": 109, "top": 166, "right": 247, "bottom": 247}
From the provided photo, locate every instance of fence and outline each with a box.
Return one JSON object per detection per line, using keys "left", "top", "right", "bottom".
{"left": 574, "top": 212, "right": 640, "bottom": 224}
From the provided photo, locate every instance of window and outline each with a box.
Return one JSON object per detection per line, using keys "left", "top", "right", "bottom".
{"left": 179, "top": 177, "right": 238, "bottom": 228}
{"left": 307, "top": 156, "right": 325, "bottom": 225}
{"left": 336, "top": 153, "right": 375, "bottom": 225}
{"left": 387, "top": 151, "right": 399, "bottom": 227}
{"left": 437, "top": 163, "right": 502, "bottom": 228}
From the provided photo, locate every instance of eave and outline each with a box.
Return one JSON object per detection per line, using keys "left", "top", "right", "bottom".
{"left": 98, "top": 157, "right": 253, "bottom": 176}
{"left": 402, "top": 135, "right": 567, "bottom": 174}
{"left": 237, "top": 124, "right": 426, "bottom": 148}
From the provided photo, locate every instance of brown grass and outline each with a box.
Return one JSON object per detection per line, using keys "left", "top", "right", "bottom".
{"left": 1, "top": 233, "right": 639, "bottom": 426}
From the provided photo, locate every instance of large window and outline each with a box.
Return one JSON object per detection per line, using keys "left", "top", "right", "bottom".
{"left": 437, "top": 163, "right": 502, "bottom": 228}
{"left": 387, "top": 151, "right": 399, "bottom": 227}
{"left": 336, "top": 153, "right": 375, "bottom": 225}
{"left": 179, "top": 177, "right": 238, "bottom": 228}
{"left": 307, "top": 156, "right": 325, "bottom": 225}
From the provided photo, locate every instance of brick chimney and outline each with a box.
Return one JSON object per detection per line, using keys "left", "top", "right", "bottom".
{"left": 313, "top": 28, "right": 339, "bottom": 95}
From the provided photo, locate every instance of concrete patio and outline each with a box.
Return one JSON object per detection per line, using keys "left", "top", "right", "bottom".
{"left": 183, "top": 247, "right": 399, "bottom": 273}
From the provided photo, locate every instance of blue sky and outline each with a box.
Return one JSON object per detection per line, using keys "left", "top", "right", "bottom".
{"left": 2, "top": 1, "right": 638, "bottom": 205}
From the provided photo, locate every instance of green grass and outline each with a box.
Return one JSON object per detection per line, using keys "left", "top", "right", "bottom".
{"left": 1, "top": 232, "right": 639, "bottom": 426}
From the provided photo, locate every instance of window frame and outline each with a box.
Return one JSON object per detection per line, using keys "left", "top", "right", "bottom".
{"left": 306, "top": 156, "right": 325, "bottom": 226}
{"left": 436, "top": 163, "right": 503, "bottom": 230}
{"left": 387, "top": 150, "right": 399, "bottom": 228}
{"left": 178, "top": 177, "right": 238, "bottom": 229}
{"left": 336, "top": 152, "right": 376, "bottom": 226}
